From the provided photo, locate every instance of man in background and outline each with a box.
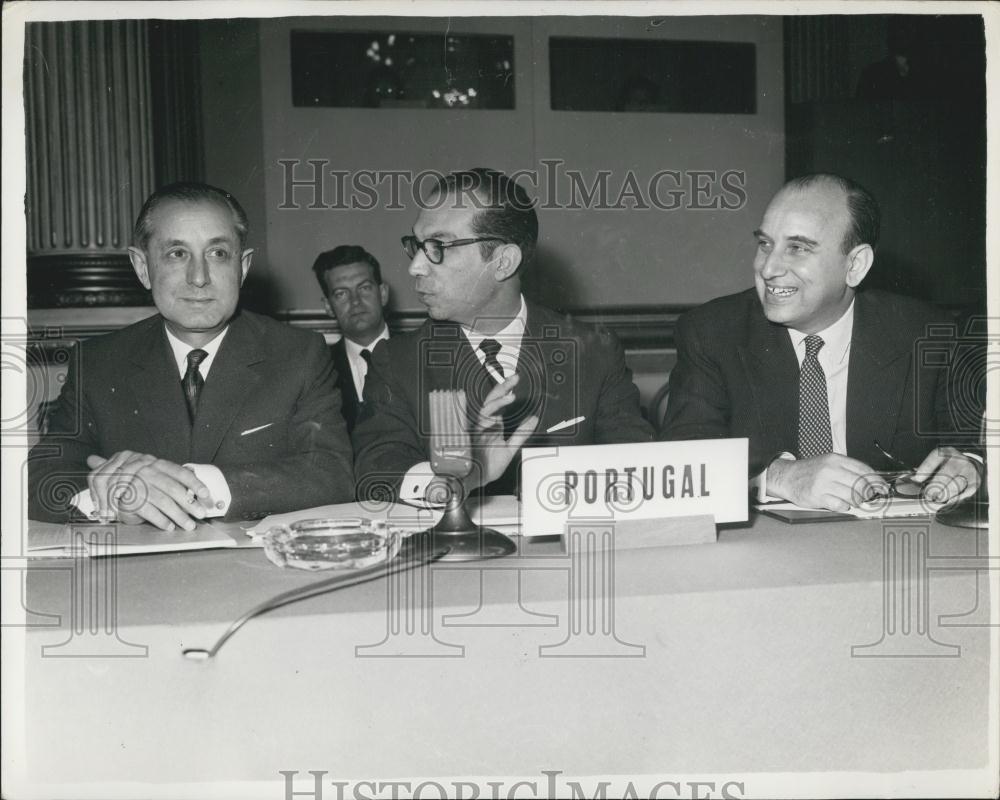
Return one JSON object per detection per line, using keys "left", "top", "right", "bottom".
{"left": 313, "top": 245, "right": 390, "bottom": 432}
{"left": 353, "top": 167, "right": 652, "bottom": 500}
{"left": 28, "top": 182, "right": 354, "bottom": 527}
{"left": 661, "top": 173, "right": 982, "bottom": 511}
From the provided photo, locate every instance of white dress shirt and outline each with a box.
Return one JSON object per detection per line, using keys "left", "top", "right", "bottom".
{"left": 400, "top": 295, "right": 528, "bottom": 504}
{"left": 73, "top": 325, "right": 234, "bottom": 521}
{"left": 754, "top": 301, "right": 854, "bottom": 501}
{"left": 344, "top": 324, "right": 390, "bottom": 398}
{"left": 163, "top": 325, "right": 228, "bottom": 380}
{"left": 461, "top": 295, "right": 527, "bottom": 381}
{"left": 786, "top": 300, "right": 854, "bottom": 456}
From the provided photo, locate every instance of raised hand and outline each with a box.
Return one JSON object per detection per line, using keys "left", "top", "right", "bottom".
{"left": 470, "top": 374, "right": 539, "bottom": 488}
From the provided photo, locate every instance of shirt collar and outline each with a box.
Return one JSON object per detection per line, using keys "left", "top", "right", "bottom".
{"left": 344, "top": 324, "right": 390, "bottom": 359}
{"left": 787, "top": 299, "right": 855, "bottom": 365}
{"left": 164, "top": 324, "right": 229, "bottom": 378}
{"left": 461, "top": 295, "right": 527, "bottom": 350}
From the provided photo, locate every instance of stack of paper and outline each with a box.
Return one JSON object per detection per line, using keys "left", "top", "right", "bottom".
{"left": 27, "top": 521, "right": 239, "bottom": 558}
{"left": 756, "top": 496, "right": 941, "bottom": 521}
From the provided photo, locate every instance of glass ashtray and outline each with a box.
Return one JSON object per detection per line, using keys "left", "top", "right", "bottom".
{"left": 262, "top": 517, "right": 401, "bottom": 571}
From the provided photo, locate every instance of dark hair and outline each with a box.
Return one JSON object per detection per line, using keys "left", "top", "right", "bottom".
{"left": 784, "top": 173, "right": 881, "bottom": 253}
{"left": 432, "top": 167, "right": 539, "bottom": 270}
{"left": 132, "top": 182, "right": 249, "bottom": 250}
{"left": 312, "top": 245, "right": 382, "bottom": 293}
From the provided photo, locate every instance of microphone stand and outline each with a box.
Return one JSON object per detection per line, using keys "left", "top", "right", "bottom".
{"left": 425, "top": 390, "right": 517, "bottom": 561}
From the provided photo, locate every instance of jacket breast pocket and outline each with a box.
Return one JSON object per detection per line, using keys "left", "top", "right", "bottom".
{"left": 233, "top": 421, "right": 289, "bottom": 454}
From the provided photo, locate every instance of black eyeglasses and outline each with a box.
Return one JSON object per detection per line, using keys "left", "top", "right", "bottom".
{"left": 870, "top": 440, "right": 921, "bottom": 498}
{"left": 401, "top": 235, "right": 506, "bottom": 265}
{"left": 873, "top": 439, "right": 910, "bottom": 470}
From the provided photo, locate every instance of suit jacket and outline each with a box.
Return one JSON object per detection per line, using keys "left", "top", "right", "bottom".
{"left": 661, "top": 288, "right": 976, "bottom": 476}
{"left": 28, "top": 310, "right": 355, "bottom": 521}
{"left": 352, "top": 301, "right": 653, "bottom": 497}
{"left": 331, "top": 338, "right": 362, "bottom": 433}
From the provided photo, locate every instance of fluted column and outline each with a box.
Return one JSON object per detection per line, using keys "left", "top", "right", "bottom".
{"left": 25, "top": 20, "right": 155, "bottom": 307}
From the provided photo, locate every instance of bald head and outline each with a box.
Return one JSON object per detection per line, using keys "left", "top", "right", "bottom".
{"left": 779, "top": 174, "right": 880, "bottom": 254}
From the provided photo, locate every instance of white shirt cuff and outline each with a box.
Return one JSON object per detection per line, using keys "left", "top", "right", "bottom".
{"left": 186, "top": 463, "right": 230, "bottom": 517}
{"left": 71, "top": 488, "right": 97, "bottom": 518}
{"left": 752, "top": 452, "right": 796, "bottom": 503}
{"left": 71, "top": 463, "right": 231, "bottom": 519}
{"left": 398, "top": 462, "right": 442, "bottom": 507}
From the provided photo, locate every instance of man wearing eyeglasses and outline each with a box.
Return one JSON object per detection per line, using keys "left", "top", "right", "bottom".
{"left": 313, "top": 245, "right": 391, "bottom": 432}
{"left": 353, "top": 167, "right": 653, "bottom": 500}
{"left": 661, "top": 173, "right": 983, "bottom": 512}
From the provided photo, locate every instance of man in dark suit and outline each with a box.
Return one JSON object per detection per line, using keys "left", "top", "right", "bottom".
{"left": 28, "top": 182, "right": 355, "bottom": 527}
{"left": 353, "top": 168, "right": 652, "bottom": 500}
{"left": 312, "top": 245, "right": 390, "bottom": 433}
{"left": 662, "top": 173, "right": 982, "bottom": 511}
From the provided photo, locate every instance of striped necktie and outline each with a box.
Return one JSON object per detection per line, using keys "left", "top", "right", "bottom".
{"left": 479, "top": 338, "right": 505, "bottom": 381}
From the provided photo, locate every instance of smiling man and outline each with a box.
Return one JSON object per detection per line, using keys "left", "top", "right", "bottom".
{"left": 661, "top": 173, "right": 982, "bottom": 511}
{"left": 352, "top": 167, "right": 652, "bottom": 500}
{"left": 313, "top": 245, "right": 390, "bottom": 432}
{"left": 28, "top": 182, "right": 355, "bottom": 527}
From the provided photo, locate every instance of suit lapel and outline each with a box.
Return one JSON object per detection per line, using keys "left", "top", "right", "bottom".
{"left": 411, "top": 322, "right": 473, "bottom": 435}
{"left": 737, "top": 306, "right": 799, "bottom": 455}
{"left": 189, "top": 313, "right": 264, "bottom": 463}
{"left": 517, "top": 305, "right": 573, "bottom": 435}
{"left": 419, "top": 321, "right": 475, "bottom": 393}
{"left": 332, "top": 339, "right": 359, "bottom": 409}
{"left": 124, "top": 319, "right": 192, "bottom": 462}
{"left": 846, "top": 293, "right": 910, "bottom": 462}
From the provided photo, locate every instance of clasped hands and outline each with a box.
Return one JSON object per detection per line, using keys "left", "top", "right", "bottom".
{"left": 86, "top": 451, "right": 218, "bottom": 531}
{"left": 768, "top": 447, "right": 982, "bottom": 512}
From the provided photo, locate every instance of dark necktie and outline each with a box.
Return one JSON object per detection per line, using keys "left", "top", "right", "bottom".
{"left": 357, "top": 348, "right": 372, "bottom": 396}
{"left": 477, "top": 337, "right": 520, "bottom": 490}
{"left": 182, "top": 349, "right": 208, "bottom": 423}
{"left": 797, "top": 334, "right": 833, "bottom": 459}
{"left": 479, "top": 339, "right": 504, "bottom": 381}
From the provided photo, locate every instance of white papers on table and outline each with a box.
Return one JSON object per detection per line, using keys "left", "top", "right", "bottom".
{"left": 27, "top": 521, "right": 239, "bottom": 558}
{"left": 755, "top": 496, "right": 942, "bottom": 519}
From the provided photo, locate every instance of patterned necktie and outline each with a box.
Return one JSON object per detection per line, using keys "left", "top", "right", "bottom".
{"left": 479, "top": 339, "right": 505, "bottom": 381}
{"left": 797, "top": 334, "right": 833, "bottom": 458}
{"left": 182, "top": 349, "right": 208, "bottom": 423}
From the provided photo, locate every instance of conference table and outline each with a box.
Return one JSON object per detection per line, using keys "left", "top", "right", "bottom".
{"left": 17, "top": 504, "right": 996, "bottom": 798}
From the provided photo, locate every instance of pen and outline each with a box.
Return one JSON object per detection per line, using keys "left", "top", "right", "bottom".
{"left": 546, "top": 416, "right": 585, "bottom": 433}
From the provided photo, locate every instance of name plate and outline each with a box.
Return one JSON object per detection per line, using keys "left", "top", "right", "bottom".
{"left": 520, "top": 438, "right": 748, "bottom": 536}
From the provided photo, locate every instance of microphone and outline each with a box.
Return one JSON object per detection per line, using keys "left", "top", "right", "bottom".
{"left": 426, "top": 389, "right": 517, "bottom": 560}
